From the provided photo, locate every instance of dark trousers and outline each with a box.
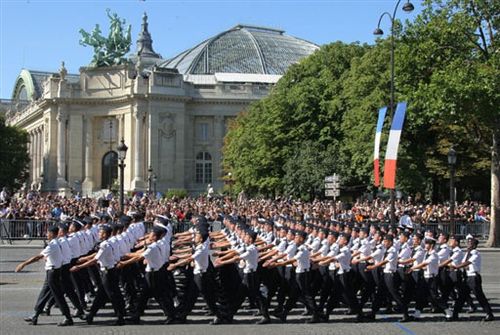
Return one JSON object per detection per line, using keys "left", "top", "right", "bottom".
{"left": 33, "top": 269, "right": 72, "bottom": 319}
{"left": 372, "top": 272, "right": 408, "bottom": 316}
{"left": 236, "top": 271, "right": 270, "bottom": 319}
{"left": 337, "top": 271, "right": 361, "bottom": 315}
{"left": 284, "top": 271, "right": 318, "bottom": 318}
{"left": 134, "top": 270, "right": 175, "bottom": 319}
{"left": 438, "top": 268, "right": 452, "bottom": 304}
{"left": 317, "top": 266, "right": 332, "bottom": 311}
{"left": 46, "top": 263, "right": 83, "bottom": 312}
{"left": 449, "top": 270, "right": 475, "bottom": 311}
{"left": 69, "top": 258, "right": 87, "bottom": 308}
{"left": 408, "top": 271, "right": 426, "bottom": 311}
{"left": 358, "top": 264, "right": 376, "bottom": 307}
{"left": 454, "top": 274, "right": 493, "bottom": 316}
{"left": 88, "top": 268, "right": 126, "bottom": 320}
{"left": 422, "top": 276, "right": 449, "bottom": 313}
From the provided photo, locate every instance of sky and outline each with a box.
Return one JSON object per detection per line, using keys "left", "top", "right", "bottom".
{"left": 0, "top": 0, "right": 423, "bottom": 99}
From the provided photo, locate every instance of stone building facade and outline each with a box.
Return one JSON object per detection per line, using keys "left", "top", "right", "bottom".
{"left": 4, "top": 14, "right": 318, "bottom": 195}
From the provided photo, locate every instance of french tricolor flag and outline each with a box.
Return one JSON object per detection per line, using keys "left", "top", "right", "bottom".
{"left": 373, "top": 106, "right": 387, "bottom": 187}
{"left": 384, "top": 102, "right": 407, "bottom": 189}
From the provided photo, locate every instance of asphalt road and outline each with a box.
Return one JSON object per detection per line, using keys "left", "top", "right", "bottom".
{"left": 1, "top": 245, "right": 499, "bottom": 335}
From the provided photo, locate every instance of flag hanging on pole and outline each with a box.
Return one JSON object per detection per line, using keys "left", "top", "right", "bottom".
{"left": 373, "top": 106, "right": 387, "bottom": 187}
{"left": 384, "top": 102, "right": 407, "bottom": 189}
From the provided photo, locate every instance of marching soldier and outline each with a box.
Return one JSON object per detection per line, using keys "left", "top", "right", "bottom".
{"left": 16, "top": 225, "right": 74, "bottom": 326}
{"left": 70, "top": 225, "right": 126, "bottom": 326}
{"left": 450, "top": 237, "right": 494, "bottom": 321}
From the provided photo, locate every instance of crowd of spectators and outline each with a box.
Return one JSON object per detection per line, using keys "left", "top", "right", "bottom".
{"left": 0, "top": 188, "right": 490, "bottom": 226}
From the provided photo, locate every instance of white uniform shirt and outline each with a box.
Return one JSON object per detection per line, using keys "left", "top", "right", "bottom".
{"left": 142, "top": 242, "right": 164, "bottom": 272}
{"left": 41, "top": 239, "right": 63, "bottom": 270}
{"left": 294, "top": 245, "right": 311, "bottom": 273}
{"left": 466, "top": 249, "right": 481, "bottom": 276}
{"left": 58, "top": 236, "right": 72, "bottom": 265}
{"left": 450, "top": 246, "right": 464, "bottom": 268}
{"left": 94, "top": 240, "right": 116, "bottom": 270}
{"left": 335, "top": 246, "right": 352, "bottom": 274}
{"left": 276, "top": 239, "right": 288, "bottom": 253}
{"left": 438, "top": 244, "right": 451, "bottom": 264}
{"left": 358, "top": 239, "right": 371, "bottom": 259}
{"left": 383, "top": 246, "right": 398, "bottom": 273}
{"left": 192, "top": 243, "right": 210, "bottom": 274}
{"left": 327, "top": 243, "right": 340, "bottom": 271}
{"left": 398, "top": 242, "right": 412, "bottom": 267}
{"left": 67, "top": 233, "right": 82, "bottom": 259}
{"left": 424, "top": 250, "right": 439, "bottom": 278}
{"left": 319, "top": 240, "right": 331, "bottom": 257}
{"left": 412, "top": 245, "right": 426, "bottom": 269}
{"left": 240, "top": 244, "right": 259, "bottom": 273}
{"left": 370, "top": 244, "right": 386, "bottom": 263}
{"left": 284, "top": 241, "right": 297, "bottom": 267}
{"left": 309, "top": 237, "right": 322, "bottom": 253}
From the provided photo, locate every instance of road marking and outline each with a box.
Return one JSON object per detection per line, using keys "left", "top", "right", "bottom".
{"left": 393, "top": 322, "right": 416, "bottom": 335}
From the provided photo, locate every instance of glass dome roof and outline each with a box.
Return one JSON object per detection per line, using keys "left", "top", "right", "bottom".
{"left": 159, "top": 25, "right": 319, "bottom": 75}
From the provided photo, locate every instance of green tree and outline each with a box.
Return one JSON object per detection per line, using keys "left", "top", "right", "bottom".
{"left": 397, "top": 0, "right": 499, "bottom": 245}
{"left": 223, "top": 42, "right": 368, "bottom": 197}
{"left": 0, "top": 117, "right": 30, "bottom": 190}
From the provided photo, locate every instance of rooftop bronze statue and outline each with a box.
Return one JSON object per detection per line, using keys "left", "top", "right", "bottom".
{"left": 79, "top": 9, "right": 131, "bottom": 67}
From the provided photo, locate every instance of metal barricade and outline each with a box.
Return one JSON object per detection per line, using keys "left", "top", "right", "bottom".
{"left": 0, "top": 219, "right": 56, "bottom": 244}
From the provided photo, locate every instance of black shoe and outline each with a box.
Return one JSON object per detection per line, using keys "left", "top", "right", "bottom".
{"left": 483, "top": 314, "right": 494, "bottom": 322}
{"left": 114, "top": 318, "right": 125, "bottom": 326}
{"left": 73, "top": 311, "right": 86, "bottom": 320}
{"left": 164, "top": 317, "right": 176, "bottom": 325}
{"left": 271, "top": 309, "right": 283, "bottom": 318}
{"left": 126, "top": 317, "right": 141, "bottom": 325}
{"left": 42, "top": 308, "right": 50, "bottom": 316}
{"left": 365, "top": 313, "right": 375, "bottom": 321}
{"left": 305, "top": 316, "right": 320, "bottom": 324}
{"left": 57, "top": 319, "right": 73, "bottom": 327}
{"left": 24, "top": 315, "right": 38, "bottom": 325}
{"left": 256, "top": 317, "right": 270, "bottom": 325}
{"left": 446, "top": 315, "right": 459, "bottom": 322}
{"left": 400, "top": 315, "right": 413, "bottom": 322}
{"left": 279, "top": 312, "right": 287, "bottom": 323}
{"left": 210, "top": 317, "right": 225, "bottom": 325}
{"left": 85, "top": 314, "right": 94, "bottom": 325}
{"left": 253, "top": 311, "right": 261, "bottom": 317}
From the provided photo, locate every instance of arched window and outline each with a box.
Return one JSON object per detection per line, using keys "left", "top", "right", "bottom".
{"left": 101, "top": 151, "right": 118, "bottom": 189}
{"left": 17, "top": 86, "right": 28, "bottom": 101}
{"left": 195, "top": 152, "right": 212, "bottom": 184}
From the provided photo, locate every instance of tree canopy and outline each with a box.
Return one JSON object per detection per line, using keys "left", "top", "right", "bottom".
{"left": 223, "top": 0, "right": 498, "bottom": 205}
{"left": 0, "top": 117, "right": 30, "bottom": 191}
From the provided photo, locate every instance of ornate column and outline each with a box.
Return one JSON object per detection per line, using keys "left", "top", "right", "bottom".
{"left": 82, "top": 116, "right": 94, "bottom": 195}
{"left": 29, "top": 132, "right": 35, "bottom": 186}
{"left": 56, "top": 107, "right": 68, "bottom": 189}
{"left": 131, "top": 108, "right": 146, "bottom": 190}
{"left": 35, "top": 129, "right": 40, "bottom": 181}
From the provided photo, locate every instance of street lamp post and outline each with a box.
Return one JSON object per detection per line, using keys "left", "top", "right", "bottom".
{"left": 373, "top": 0, "right": 414, "bottom": 225}
{"left": 152, "top": 174, "right": 157, "bottom": 197}
{"left": 117, "top": 138, "right": 128, "bottom": 213}
{"left": 448, "top": 146, "right": 457, "bottom": 234}
{"left": 147, "top": 166, "right": 153, "bottom": 194}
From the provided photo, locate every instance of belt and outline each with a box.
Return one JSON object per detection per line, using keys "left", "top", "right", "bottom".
{"left": 424, "top": 274, "right": 436, "bottom": 278}
{"left": 101, "top": 266, "right": 115, "bottom": 271}
{"left": 467, "top": 272, "right": 478, "bottom": 277}
{"left": 46, "top": 266, "right": 57, "bottom": 270}
{"left": 244, "top": 269, "right": 257, "bottom": 273}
